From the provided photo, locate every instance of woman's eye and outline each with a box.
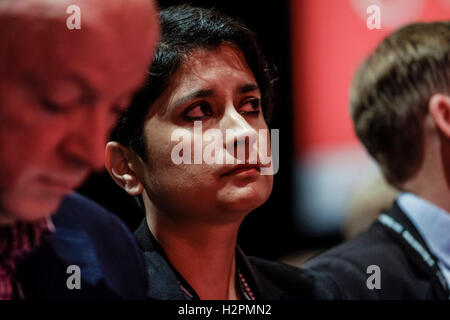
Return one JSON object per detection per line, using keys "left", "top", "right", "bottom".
{"left": 239, "top": 98, "right": 261, "bottom": 115}
{"left": 183, "top": 102, "right": 213, "bottom": 121}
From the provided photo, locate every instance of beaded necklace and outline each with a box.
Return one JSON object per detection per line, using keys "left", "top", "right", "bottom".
{"left": 177, "top": 267, "right": 255, "bottom": 300}
{"left": 237, "top": 268, "right": 255, "bottom": 300}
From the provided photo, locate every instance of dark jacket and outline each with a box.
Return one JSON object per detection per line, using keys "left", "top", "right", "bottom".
{"left": 303, "top": 202, "right": 449, "bottom": 300}
{"left": 134, "top": 219, "right": 337, "bottom": 300}
{"left": 16, "top": 193, "right": 148, "bottom": 299}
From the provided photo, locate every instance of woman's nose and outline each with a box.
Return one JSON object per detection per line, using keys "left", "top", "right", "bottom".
{"left": 221, "top": 108, "right": 258, "bottom": 164}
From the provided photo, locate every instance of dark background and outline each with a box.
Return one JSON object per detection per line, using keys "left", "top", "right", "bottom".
{"left": 77, "top": 0, "right": 341, "bottom": 260}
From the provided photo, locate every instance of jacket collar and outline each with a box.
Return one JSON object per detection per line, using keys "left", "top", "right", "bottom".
{"left": 134, "top": 219, "right": 188, "bottom": 300}
{"left": 234, "top": 246, "right": 285, "bottom": 299}
{"left": 384, "top": 201, "right": 430, "bottom": 250}
{"left": 379, "top": 202, "right": 449, "bottom": 298}
{"left": 134, "top": 219, "right": 285, "bottom": 300}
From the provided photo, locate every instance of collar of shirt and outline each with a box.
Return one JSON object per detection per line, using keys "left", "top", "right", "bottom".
{"left": 397, "top": 192, "right": 450, "bottom": 285}
{"left": 0, "top": 217, "right": 55, "bottom": 300}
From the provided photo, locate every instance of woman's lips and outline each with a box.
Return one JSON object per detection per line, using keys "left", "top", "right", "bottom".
{"left": 221, "top": 164, "right": 261, "bottom": 177}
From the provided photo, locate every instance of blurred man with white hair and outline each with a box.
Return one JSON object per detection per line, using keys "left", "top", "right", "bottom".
{"left": 0, "top": 0, "right": 159, "bottom": 299}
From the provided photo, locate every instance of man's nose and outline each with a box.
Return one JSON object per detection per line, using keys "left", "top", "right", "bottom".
{"left": 63, "top": 107, "right": 111, "bottom": 171}
{"left": 221, "top": 108, "right": 258, "bottom": 163}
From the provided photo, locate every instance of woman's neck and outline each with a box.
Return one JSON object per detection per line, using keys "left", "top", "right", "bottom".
{"left": 146, "top": 213, "right": 243, "bottom": 300}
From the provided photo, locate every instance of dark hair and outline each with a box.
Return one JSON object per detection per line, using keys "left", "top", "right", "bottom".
{"left": 350, "top": 21, "right": 450, "bottom": 187}
{"left": 111, "top": 4, "right": 277, "bottom": 160}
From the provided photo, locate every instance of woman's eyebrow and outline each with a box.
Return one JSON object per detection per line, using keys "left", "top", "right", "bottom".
{"left": 172, "top": 89, "right": 214, "bottom": 107}
{"left": 239, "top": 83, "right": 259, "bottom": 93}
{"left": 171, "top": 84, "right": 259, "bottom": 110}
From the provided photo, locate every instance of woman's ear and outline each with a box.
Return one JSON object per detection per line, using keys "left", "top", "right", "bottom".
{"left": 429, "top": 93, "right": 450, "bottom": 138}
{"left": 105, "top": 141, "right": 144, "bottom": 196}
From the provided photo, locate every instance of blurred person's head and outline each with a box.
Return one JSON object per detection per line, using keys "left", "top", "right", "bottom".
{"left": 0, "top": 0, "right": 159, "bottom": 223}
{"left": 350, "top": 21, "right": 450, "bottom": 209}
{"left": 106, "top": 5, "right": 275, "bottom": 228}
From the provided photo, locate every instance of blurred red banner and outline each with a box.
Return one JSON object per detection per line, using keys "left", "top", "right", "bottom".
{"left": 291, "top": 0, "right": 450, "bottom": 157}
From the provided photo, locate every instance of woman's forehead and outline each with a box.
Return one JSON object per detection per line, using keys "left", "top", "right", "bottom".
{"left": 172, "top": 46, "right": 256, "bottom": 90}
{"left": 148, "top": 45, "right": 258, "bottom": 119}
{"left": 182, "top": 46, "right": 249, "bottom": 71}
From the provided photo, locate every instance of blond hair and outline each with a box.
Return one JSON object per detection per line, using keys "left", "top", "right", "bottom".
{"left": 350, "top": 21, "right": 450, "bottom": 186}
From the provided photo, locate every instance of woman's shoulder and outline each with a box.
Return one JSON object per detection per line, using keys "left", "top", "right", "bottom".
{"left": 243, "top": 254, "right": 341, "bottom": 300}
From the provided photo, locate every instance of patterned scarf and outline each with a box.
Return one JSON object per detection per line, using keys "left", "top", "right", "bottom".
{"left": 0, "top": 218, "right": 54, "bottom": 300}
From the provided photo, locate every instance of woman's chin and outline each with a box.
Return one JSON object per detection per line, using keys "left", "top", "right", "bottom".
{"left": 217, "top": 184, "right": 271, "bottom": 214}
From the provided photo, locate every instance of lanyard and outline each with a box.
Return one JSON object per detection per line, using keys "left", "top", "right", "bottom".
{"left": 378, "top": 213, "right": 450, "bottom": 299}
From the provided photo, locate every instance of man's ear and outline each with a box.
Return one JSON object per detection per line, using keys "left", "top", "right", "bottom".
{"left": 105, "top": 141, "right": 144, "bottom": 196}
{"left": 429, "top": 93, "right": 450, "bottom": 137}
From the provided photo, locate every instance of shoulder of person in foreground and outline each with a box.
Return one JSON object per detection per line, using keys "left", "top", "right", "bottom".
{"left": 302, "top": 222, "right": 433, "bottom": 300}
{"left": 243, "top": 252, "right": 342, "bottom": 300}
{"left": 17, "top": 192, "right": 148, "bottom": 300}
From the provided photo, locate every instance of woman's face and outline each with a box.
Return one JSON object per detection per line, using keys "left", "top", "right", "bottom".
{"left": 136, "top": 45, "right": 273, "bottom": 224}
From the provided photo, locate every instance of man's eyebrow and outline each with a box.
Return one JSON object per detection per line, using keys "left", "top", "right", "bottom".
{"left": 173, "top": 89, "right": 214, "bottom": 107}
{"left": 239, "top": 84, "right": 259, "bottom": 94}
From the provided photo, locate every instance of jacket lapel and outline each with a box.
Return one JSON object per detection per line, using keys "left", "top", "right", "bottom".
{"left": 235, "top": 246, "right": 285, "bottom": 299}
{"left": 134, "top": 220, "right": 187, "bottom": 300}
